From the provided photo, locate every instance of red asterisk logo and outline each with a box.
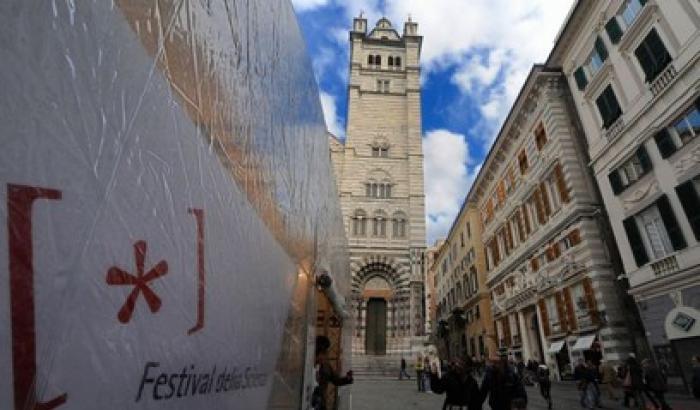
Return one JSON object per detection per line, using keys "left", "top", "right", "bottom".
{"left": 105, "top": 240, "right": 168, "bottom": 323}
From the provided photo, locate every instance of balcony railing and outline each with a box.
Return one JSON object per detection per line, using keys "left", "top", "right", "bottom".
{"left": 651, "top": 254, "right": 679, "bottom": 277}
{"left": 604, "top": 116, "right": 625, "bottom": 141}
{"left": 512, "top": 334, "right": 522, "bottom": 346}
{"left": 576, "top": 314, "right": 594, "bottom": 329}
{"left": 649, "top": 64, "right": 677, "bottom": 97}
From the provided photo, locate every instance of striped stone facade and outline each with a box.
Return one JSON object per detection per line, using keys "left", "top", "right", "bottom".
{"left": 330, "top": 16, "right": 426, "bottom": 355}
{"left": 471, "top": 66, "right": 634, "bottom": 380}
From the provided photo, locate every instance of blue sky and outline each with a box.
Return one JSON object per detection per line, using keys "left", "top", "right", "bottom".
{"left": 293, "top": 0, "right": 575, "bottom": 244}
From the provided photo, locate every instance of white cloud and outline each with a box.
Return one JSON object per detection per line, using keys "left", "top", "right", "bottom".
{"left": 291, "top": 0, "right": 330, "bottom": 12}
{"left": 423, "top": 129, "right": 479, "bottom": 243}
{"left": 319, "top": 91, "right": 344, "bottom": 139}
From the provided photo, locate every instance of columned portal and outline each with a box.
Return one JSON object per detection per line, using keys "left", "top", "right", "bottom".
{"left": 365, "top": 298, "right": 387, "bottom": 355}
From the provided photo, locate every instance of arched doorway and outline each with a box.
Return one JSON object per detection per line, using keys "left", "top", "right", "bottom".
{"left": 365, "top": 298, "right": 387, "bottom": 355}
{"left": 363, "top": 276, "right": 392, "bottom": 355}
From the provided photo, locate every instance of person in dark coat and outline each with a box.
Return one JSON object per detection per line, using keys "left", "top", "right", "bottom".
{"left": 312, "top": 336, "right": 353, "bottom": 410}
{"left": 537, "top": 364, "right": 552, "bottom": 409}
{"left": 480, "top": 354, "right": 527, "bottom": 410}
{"left": 621, "top": 354, "right": 645, "bottom": 410}
{"left": 691, "top": 355, "right": 700, "bottom": 400}
{"left": 642, "top": 359, "right": 671, "bottom": 410}
{"left": 430, "top": 359, "right": 481, "bottom": 410}
{"left": 399, "top": 357, "right": 410, "bottom": 380}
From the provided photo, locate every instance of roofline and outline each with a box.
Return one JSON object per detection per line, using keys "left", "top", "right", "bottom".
{"left": 464, "top": 64, "right": 562, "bottom": 206}
{"left": 545, "top": 0, "right": 588, "bottom": 66}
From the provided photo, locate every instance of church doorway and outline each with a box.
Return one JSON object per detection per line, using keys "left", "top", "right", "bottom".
{"left": 365, "top": 298, "right": 387, "bottom": 355}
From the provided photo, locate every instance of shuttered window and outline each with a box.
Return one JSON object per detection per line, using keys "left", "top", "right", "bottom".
{"left": 554, "top": 163, "right": 570, "bottom": 203}
{"left": 538, "top": 300, "right": 550, "bottom": 336}
{"left": 608, "top": 145, "right": 653, "bottom": 195}
{"left": 574, "top": 67, "right": 588, "bottom": 91}
{"left": 605, "top": 17, "right": 623, "bottom": 44}
{"left": 582, "top": 278, "right": 599, "bottom": 326}
{"left": 535, "top": 124, "right": 548, "bottom": 150}
{"left": 634, "top": 28, "right": 672, "bottom": 83}
{"left": 596, "top": 85, "right": 623, "bottom": 128}
{"left": 569, "top": 229, "right": 582, "bottom": 246}
{"left": 676, "top": 179, "right": 700, "bottom": 240}
{"left": 555, "top": 292, "right": 567, "bottom": 331}
{"left": 563, "top": 288, "right": 577, "bottom": 331}
{"left": 624, "top": 216, "right": 649, "bottom": 267}
{"left": 521, "top": 204, "right": 531, "bottom": 234}
{"left": 540, "top": 184, "right": 552, "bottom": 216}
{"left": 531, "top": 257, "right": 539, "bottom": 272}
{"left": 656, "top": 195, "right": 687, "bottom": 251}
{"left": 654, "top": 128, "right": 677, "bottom": 158}
{"left": 518, "top": 150, "right": 529, "bottom": 174}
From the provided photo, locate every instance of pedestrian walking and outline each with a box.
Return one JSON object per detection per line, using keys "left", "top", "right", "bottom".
{"left": 311, "top": 336, "right": 353, "bottom": 410}
{"left": 416, "top": 354, "right": 425, "bottom": 392}
{"left": 399, "top": 356, "right": 411, "bottom": 380}
{"left": 575, "top": 360, "right": 600, "bottom": 410}
{"left": 430, "top": 359, "right": 481, "bottom": 410}
{"left": 642, "top": 358, "right": 671, "bottom": 410}
{"left": 621, "top": 354, "right": 646, "bottom": 410}
{"left": 599, "top": 360, "right": 620, "bottom": 401}
{"left": 537, "top": 364, "right": 552, "bottom": 409}
{"left": 480, "top": 352, "right": 527, "bottom": 410}
{"left": 423, "top": 356, "right": 432, "bottom": 392}
{"left": 692, "top": 355, "right": 700, "bottom": 400}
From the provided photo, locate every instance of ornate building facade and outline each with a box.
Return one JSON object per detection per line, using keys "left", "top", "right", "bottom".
{"left": 472, "top": 66, "right": 635, "bottom": 380}
{"left": 547, "top": 0, "right": 700, "bottom": 391}
{"left": 330, "top": 16, "right": 426, "bottom": 355}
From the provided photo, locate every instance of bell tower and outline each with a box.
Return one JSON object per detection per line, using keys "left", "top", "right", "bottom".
{"left": 331, "top": 15, "right": 426, "bottom": 355}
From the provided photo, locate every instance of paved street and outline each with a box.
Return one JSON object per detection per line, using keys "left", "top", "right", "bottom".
{"left": 350, "top": 378, "right": 700, "bottom": 410}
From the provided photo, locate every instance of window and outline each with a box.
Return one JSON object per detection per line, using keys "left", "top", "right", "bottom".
{"left": 535, "top": 124, "right": 547, "bottom": 150}
{"left": 352, "top": 210, "right": 367, "bottom": 236}
{"left": 395, "top": 57, "right": 401, "bottom": 67}
{"left": 621, "top": 0, "right": 644, "bottom": 27}
{"left": 375, "top": 55, "right": 381, "bottom": 66}
{"left": 366, "top": 182, "right": 392, "bottom": 198}
{"left": 634, "top": 28, "right": 671, "bottom": 83}
{"left": 595, "top": 85, "right": 622, "bottom": 128}
{"left": 545, "top": 173, "right": 562, "bottom": 213}
{"left": 376, "top": 80, "right": 390, "bottom": 93}
{"left": 546, "top": 296, "right": 559, "bottom": 324}
{"left": 371, "top": 146, "right": 389, "bottom": 157}
{"left": 573, "top": 67, "right": 588, "bottom": 91}
{"left": 655, "top": 100, "right": 700, "bottom": 158}
{"left": 392, "top": 213, "right": 407, "bottom": 238}
{"left": 466, "top": 222, "right": 471, "bottom": 239}
{"left": 676, "top": 176, "right": 700, "bottom": 241}
{"left": 368, "top": 55, "right": 374, "bottom": 65}
{"left": 518, "top": 150, "right": 529, "bottom": 174}
{"left": 587, "top": 41, "right": 606, "bottom": 77}
{"left": 623, "top": 195, "right": 687, "bottom": 266}
{"left": 608, "top": 145, "right": 652, "bottom": 194}
{"left": 388, "top": 56, "right": 394, "bottom": 66}
{"left": 373, "top": 212, "right": 386, "bottom": 237}
{"left": 605, "top": 17, "right": 623, "bottom": 45}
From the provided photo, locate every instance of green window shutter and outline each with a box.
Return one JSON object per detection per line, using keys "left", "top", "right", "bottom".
{"left": 598, "top": 86, "right": 622, "bottom": 128}
{"left": 623, "top": 217, "right": 649, "bottom": 267}
{"left": 636, "top": 145, "right": 652, "bottom": 174}
{"left": 656, "top": 195, "right": 688, "bottom": 251}
{"left": 595, "top": 36, "right": 609, "bottom": 62}
{"left": 596, "top": 90, "right": 611, "bottom": 127}
{"left": 647, "top": 29, "right": 672, "bottom": 79}
{"left": 609, "top": 171, "right": 624, "bottom": 195}
{"left": 635, "top": 41, "right": 655, "bottom": 82}
{"left": 574, "top": 67, "right": 588, "bottom": 91}
{"left": 654, "top": 129, "right": 677, "bottom": 158}
{"left": 605, "top": 18, "right": 623, "bottom": 44}
{"left": 676, "top": 181, "right": 700, "bottom": 241}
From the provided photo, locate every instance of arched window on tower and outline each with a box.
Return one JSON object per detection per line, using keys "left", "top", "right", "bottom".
{"left": 395, "top": 56, "right": 401, "bottom": 68}
{"left": 375, "top": 55, "right": 381, "bottom": 66}
{"left": 392, "top": 212, "right": 407, "bottom": 237}
{"left": 352, "top": 209, "right": 367, "bottom": 236}
{"left": 373, "top": 210, "right": 387, "bottom": 237}
{"left": 368, "top": 55, "right": 374, "bottom": 65}
{"left": 388, "top": 56, "right": 394, "bottom": 66}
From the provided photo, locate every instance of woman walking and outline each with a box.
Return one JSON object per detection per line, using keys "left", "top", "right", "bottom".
{"left": 430, "top": 359, "right": 481, "bottom": 410}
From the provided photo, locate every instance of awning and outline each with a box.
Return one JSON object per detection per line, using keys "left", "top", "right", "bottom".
{"left": 571, "top": 335, "right": 596, "bottom": 351}
{"left": 547, "top": 340, "right": 565, "bottom": 354}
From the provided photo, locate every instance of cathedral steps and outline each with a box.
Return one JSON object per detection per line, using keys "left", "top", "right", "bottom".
{"left": 350, "top": 354, "right": 409, "bottom": 380}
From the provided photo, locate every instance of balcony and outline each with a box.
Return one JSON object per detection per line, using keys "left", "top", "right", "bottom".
{"left": 512, "top": 334, "right": 522, "bottom": 346}
{"left": 649, "top": 64, "right": 677, "bottom": 97}
{"left": 603, "top": 116, "right": 625, "bottom": 141}
{"left": 651, "top": 254, "right": 679, "bottom": 277}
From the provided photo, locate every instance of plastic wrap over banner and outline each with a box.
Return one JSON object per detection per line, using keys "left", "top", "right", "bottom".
{"left": 0, "top": 0, "right": 349, "bottom": 409}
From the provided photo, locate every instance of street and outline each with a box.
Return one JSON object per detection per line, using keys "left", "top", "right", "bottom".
{"left": 350, "top": 378, "right": 700, "bottom": 410}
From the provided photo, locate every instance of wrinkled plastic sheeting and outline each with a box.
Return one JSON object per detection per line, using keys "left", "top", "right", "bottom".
{"left": 0, "top": 0, "right": 349, "bottom": 409}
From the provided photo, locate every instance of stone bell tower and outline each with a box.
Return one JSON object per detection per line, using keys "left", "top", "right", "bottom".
{"left": 330, "top": 15, "right": 426, "bottom": 355}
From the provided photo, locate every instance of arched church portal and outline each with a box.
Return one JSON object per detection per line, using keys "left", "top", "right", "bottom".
{"left": 363, "top": 275, "right": 392, "bottom": 355}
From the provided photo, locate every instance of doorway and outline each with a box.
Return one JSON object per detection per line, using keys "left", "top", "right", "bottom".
{"left": 365, "top": 298, "right": 387, "bottom": 355}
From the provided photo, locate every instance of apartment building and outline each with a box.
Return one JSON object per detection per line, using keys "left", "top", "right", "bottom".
{"left": 432, "top": 204, "right": 496, "bottom": 361}
{"left": 471, "top": 65, "right": 634, "bottom": 380}
{"left": 423, "top": 240, "right": 444, "bottom": 336}
{"left": 547, "top": 0, "right": 700, "bottom": 390}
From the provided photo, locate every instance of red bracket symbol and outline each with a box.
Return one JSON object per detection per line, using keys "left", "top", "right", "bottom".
{"left": 106, "top": 241, "right": 168, "bottom": 323}
{"left": 7, "top": 184, "right": 67, "bottom": 409}
{"left": 187, "top": 208, "right": 206, "bottom": 335}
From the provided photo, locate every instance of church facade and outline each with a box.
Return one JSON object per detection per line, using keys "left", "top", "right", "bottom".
{"left": 329, "top": 16, "right": 426, "bottom": 355}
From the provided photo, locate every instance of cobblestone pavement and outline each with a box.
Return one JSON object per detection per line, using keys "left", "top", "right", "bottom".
{"left": 350, "top": 378, "right": 700, "bottom": 410}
